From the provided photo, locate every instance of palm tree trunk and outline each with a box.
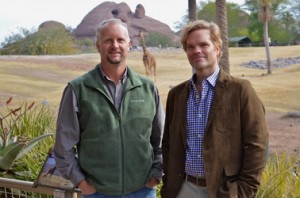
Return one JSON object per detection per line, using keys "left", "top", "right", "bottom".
{"left": 260, "top": 0, "right": 272, "bottom": 74}
{"left": 216, "top": 0, "right": 230, "bottom": 74}
{"left": 188, "top": 0, "right": 197, "bottom": 22}
{"left": 264, "top": 20, "right": 272, "bottom": 74}
{"left": 188, "top": 0, "right": 197, "bottom": 74}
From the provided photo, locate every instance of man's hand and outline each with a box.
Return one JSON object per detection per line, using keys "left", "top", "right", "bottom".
{"left": 145, "top": 177, "right": 159, "bottom": 188}
{"left": 77, "top": 180, "right": 97, "bottom": 195}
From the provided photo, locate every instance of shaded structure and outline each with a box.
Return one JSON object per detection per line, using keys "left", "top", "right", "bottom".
{"left": 229, "top": 36, "right": 252, "bottom": 47}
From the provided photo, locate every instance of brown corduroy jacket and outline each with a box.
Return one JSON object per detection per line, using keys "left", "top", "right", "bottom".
{"left": 161, "top": 69, "right": 269, "bottom": 198}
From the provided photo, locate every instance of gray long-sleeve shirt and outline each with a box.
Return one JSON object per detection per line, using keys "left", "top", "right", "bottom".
{"left": 54, "top": 67, "right": 165, "bottom": 186}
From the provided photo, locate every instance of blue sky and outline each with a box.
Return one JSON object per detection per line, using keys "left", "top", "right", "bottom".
{"left": 0, "top": 0, "right": 244, "bottom": 44}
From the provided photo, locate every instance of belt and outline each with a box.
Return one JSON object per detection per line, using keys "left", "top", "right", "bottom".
{"left": 186, "top": 175, "right": 207, "bottom": 187}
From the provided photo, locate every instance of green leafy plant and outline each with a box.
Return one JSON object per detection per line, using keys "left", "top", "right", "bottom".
{"left": 0, "top": 27, "right": 79, "bottom": 55}
{"left": 0, "top": 97, "right": 54, "bottom": 176}
{"left": 144, "top": 32, "right": 177, "bottom": 48}
{"left": 155, "top": 152, "right": 300, "bottom": 198}
{"left": 257, "top": 150, "right": 300, "bottom": 197}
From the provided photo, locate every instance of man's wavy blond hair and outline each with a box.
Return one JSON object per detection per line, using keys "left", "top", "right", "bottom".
{"left": 180, "top": 20, "right": 223, "bottom": 59}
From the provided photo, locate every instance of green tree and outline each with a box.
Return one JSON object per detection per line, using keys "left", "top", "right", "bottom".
{"left": 277, "top": 0, "right": 300, "bottom": 44}
{"left": 244, "top": 0, "right": 299, "bottom": 44}
{"left": 267, "top": 15, "right": 293, "bottom": 44}
{"left": 226, "top": 4, "right": 249, "bottom": 37}
{"left": 289, "top": 0, "right": 300, "bottom": 20}
{"left": 1, "top": 27, "right": 79, "bottom": 55}
{"left": 197, "top": 1, "right": 249, "bottom": 38}
{"left": 76, "top": 37, "right": 97, "bottom": 53}
{"left": 1, "top": 27, "right": 36, "bottom": 47}
{"left": 144, "top": 32, "right": 175, "bottom": 48}
{"left": 198, "top": 1, "right": 216, "bottom": 22}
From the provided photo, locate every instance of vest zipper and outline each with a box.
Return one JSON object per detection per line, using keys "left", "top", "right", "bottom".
{"left": 119, "top": 115, "right": 125, "bottom": 195}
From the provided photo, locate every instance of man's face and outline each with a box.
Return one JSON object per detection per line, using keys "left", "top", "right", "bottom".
{"left": 186, "top": 29, "right": 220, "bottom": 71}
{"left": 96, "top": 23, "right": 130, "bottom": 65}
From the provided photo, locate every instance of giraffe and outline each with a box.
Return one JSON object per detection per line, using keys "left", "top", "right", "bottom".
{"left": 138, "top": 30, "right": 156, "bottom": 82}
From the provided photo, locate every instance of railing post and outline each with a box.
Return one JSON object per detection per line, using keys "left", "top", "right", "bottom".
{"left": 54, "top": 189, "right": 77, "bottom": 198}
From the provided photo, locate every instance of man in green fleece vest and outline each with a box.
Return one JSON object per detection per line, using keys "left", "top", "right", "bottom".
{"left": 54, "top": 18, "right": 165, "bottom": 198}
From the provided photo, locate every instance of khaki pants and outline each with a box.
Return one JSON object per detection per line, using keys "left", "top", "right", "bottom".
{"left": 177, "top": 181, "right": 209, "bottom": 198}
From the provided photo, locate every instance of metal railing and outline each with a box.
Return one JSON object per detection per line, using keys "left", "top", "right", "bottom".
{"left": 0, "top": 177, "right": 81, "bottom": 198}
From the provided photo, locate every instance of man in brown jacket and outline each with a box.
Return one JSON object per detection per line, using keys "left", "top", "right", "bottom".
{"left": 161, "top": 20, "right": 269, "bottom": 198}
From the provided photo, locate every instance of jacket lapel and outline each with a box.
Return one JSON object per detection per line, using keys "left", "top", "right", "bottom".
{"left": 205, "top": 69, "right": 228, "bottom": 132}
{"left": 178, "top": 81, "right": 190, "bottom": 149}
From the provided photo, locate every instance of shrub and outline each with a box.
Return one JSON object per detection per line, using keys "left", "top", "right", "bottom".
{"left": 0, "top": 98, "right": 55, "bottom": 181}
{"left": 156, "top": 151, "right": 300, "bottom": 197}
{"left": 0, "top": 28, "right": 79, "bottom": 55}
{"left": 144, "top": 32, "right": 177, "bottom": 48}
{"left": 257, "top": 151, "right": 300, "bottom": 197}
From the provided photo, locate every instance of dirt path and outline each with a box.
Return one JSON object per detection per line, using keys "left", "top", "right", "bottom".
{"left": 266, "top": 111, "right": 300, "bottom": 154}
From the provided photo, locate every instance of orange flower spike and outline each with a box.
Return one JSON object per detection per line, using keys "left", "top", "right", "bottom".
{"left": 28, "top": 102, "right": 35, "bottom": 110}
{"left": 11, "top": 107, "right": 22, "bottom": 116}
{"left": 6, "top": 97, "right": 12, "bottom": 105}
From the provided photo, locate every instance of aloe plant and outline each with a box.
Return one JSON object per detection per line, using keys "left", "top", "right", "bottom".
{"left": 0, "top": 97, "right": 54, "bottom": 172}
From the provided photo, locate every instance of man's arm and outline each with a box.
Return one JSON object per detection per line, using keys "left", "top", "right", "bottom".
{"left": 54, "top": 85, "right": 86, "bottom": 186}
{"left": 238, "top": 81, "right": 269, "bottom": 197}
{"left": 149, "top": 87, "right": 165, "bottom": 183}
{"left": 160, "top": 88, "right": 175, "bottom": 197}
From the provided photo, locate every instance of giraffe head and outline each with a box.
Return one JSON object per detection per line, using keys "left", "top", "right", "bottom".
{"left": 138, "top": 30, "right": 145, "bottom": 39}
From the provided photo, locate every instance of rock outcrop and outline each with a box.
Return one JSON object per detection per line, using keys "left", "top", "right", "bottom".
{"left": 73, "top": 2, "right": 177, "bottom": 45}
{"left": 38, "top": 20, "right": 66, "bottom": 31}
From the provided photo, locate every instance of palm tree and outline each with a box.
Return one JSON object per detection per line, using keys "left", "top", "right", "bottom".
{"left": 188, "top": 0, "right": 197, "bottom": 74}
{"left": 188, "top": 0, "right": 197, "bottom": 22}
{"left": 215, "top": 0, "right": 230, "bottom": 74}
{"left": 259, "top": 0, "right": 272, "bottom": 74}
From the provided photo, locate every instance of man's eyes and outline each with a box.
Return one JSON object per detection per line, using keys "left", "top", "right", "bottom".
{"left": 187, "top": 44, "right": 209, "bottom": 49}
{"left": 104, "top": 39, "right": 126, "bottom": 43}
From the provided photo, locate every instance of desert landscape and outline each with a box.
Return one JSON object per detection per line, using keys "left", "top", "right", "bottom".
{"left": 0, "top": 45, "right": 299, "bottom": 154}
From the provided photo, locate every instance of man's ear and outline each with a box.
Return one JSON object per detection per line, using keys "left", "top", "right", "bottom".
{"left": 96, "top": 42, "right": 101, "bottom": 53}
{"left": 128, "top": 42, "right": 132, "bottom": 50}
{"left": 215, "top": 46, "right": 221, "bottom": 56}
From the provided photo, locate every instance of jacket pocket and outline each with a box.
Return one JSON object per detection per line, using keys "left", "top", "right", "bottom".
{"left": 215, "top": 106, "right": 237, "bottom": 132}
{"left": 218, "top": 163, "right": 240, "bottom": 198}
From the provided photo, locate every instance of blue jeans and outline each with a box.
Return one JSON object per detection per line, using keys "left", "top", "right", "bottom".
{"left": 82, "top": 187, "right": 156, "bottom": 198}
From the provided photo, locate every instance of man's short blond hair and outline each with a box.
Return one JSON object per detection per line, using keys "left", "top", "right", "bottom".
{"left": 180, "top": 20, "right": 223, "bottom": 59}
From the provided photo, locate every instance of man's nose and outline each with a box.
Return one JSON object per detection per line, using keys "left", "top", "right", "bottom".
{"left": 194, "top": 46, "right": 203, "bottom": 53}
{"left": 111, "top": 40, "right": 119, "bottom": 48}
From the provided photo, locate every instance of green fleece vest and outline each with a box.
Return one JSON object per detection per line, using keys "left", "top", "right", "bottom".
{"left": 69, "top": 65, "right": 156, "bottom": 195}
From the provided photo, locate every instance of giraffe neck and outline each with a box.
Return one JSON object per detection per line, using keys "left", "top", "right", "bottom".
{"left": 140, "top": 35, "right": 147, "bottom": 54}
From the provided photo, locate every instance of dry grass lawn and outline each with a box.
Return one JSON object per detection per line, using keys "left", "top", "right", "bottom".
{"left": 0, "top": 46, "right": 299, "bottom": 112}
{"left": 0, "top": 45, "right": 299, "bottom": 153}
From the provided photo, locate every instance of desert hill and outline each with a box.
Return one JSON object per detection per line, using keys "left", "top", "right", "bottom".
{"left": 73, "top": 1, "right": 178, "bottom": 46}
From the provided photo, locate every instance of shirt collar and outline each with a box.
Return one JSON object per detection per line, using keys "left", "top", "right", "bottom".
{"left": 190, "top": 67, "right": 220, "bottom": 88}
{"left": 206, "top": 67, "right": 220, "bottom": 87}
{"left": 99, "top": 65, "right": 127, "bottom": 84}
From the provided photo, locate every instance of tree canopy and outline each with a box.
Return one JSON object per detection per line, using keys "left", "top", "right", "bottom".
{"left": 179, "top": 0, "right": 300, "bottom": 45}
{"left": 1, "top": 27, "right": 79, "bottom": 55}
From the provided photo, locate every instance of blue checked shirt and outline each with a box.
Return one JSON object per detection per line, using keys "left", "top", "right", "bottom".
{"left": 185, "top": 68, "right": 220, "bottom": 177}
